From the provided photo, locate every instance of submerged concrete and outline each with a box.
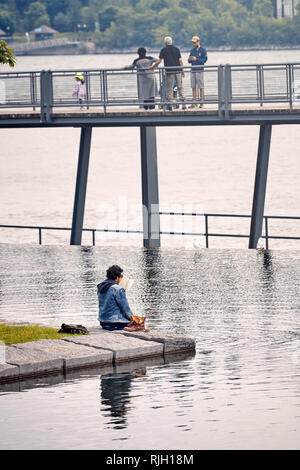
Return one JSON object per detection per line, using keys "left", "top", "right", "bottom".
{"left": 0, "top": 325, "right": 196, "bottom": 383}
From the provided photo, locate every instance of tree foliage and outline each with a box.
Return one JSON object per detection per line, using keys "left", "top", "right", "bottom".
{"left": 0, "top": 0, "right": 299, "bottom": 47}
{"left": 0, "top": 39, "right": 16, "bottom": 67}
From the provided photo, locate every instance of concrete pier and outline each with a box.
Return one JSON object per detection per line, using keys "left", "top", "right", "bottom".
{"left": 0, "top": 325, "right": 196, "bottom": 384}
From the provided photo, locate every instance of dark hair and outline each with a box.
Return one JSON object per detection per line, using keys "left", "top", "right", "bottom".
{"left": 137, "top": 47, "right": 146, "bottom": 57}
{"left": 106, "top": 265, "right": 123, "bottom": 280}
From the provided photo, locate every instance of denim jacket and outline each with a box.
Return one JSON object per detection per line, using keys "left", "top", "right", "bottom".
{"left": 188, "top": 46, "right": 207, "bottom": 71}
{"left": 97, "top": 279, "right": 133, "bottom": 324}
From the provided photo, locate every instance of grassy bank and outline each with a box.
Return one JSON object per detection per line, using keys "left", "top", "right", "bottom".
{"left": 0, "top": 324, "right": 82, "bottom": 346}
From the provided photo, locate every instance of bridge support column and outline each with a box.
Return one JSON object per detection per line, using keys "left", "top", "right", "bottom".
{"left": 140, "top": 126, "right": 160, "bottom": 248}
{"left": 70, "top": 126, "right": 92, "bottom": 245}
{"left": 249, "top": 124, "right": 272, "bottom": 249}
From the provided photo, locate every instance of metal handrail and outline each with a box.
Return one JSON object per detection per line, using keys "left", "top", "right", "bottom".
{"left": 0, "top": 213, "right": 299, "bottom": 248}
{"left": 0, "top": 62, "right": 299, "bottom": 119}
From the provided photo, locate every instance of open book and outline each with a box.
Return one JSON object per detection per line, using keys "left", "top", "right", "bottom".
{"left": 119, "top": 275, "right": 134, "bottom": 292}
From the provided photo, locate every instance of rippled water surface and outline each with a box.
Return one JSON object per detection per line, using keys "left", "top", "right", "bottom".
{"left": 0, "top": 244, "right": 299, "bottom": 449}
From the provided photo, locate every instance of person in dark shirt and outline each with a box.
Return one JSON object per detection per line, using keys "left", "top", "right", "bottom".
{"left": 122, "top": 47, "right": 158, "bottom": 110}
{"left": 150, "top": 36, "right": 186, "bottom": 111}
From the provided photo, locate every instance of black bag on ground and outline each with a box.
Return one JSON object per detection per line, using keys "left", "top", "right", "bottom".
{"left": 58, "top": 323, "right": 89, "bottom": 335}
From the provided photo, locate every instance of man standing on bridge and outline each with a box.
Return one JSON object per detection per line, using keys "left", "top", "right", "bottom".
{"left": 150, "top": 36, "right": 186, "bottom": 111}
{"left": 188, "top": 36, "right": 207, "bottom": 108}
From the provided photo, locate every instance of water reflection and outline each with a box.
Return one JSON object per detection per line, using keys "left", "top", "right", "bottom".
{"left": 259, "top": 250, "right": 275, "bottom": 289}
{"left": 139, "top": 249, "right": 163, "bottom": 324}
{"left": 100, "top": 367, "right": 147, "bottom": 430}
{"left": 101, "top": 372, "right": 132, "bottom": 429}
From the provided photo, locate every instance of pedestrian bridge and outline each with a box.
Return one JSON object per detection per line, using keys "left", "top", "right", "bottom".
{"left": 0, "top": 62, "right": 299, "bottom": 125}
{"left": 0, "top": 63, "right": 299, "bottom": 249}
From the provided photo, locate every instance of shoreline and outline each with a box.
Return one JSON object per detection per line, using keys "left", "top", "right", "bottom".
{"left": 9, "top": 40, "right": 300, "bottom": 56}
{"left": 0, "top": 320, "right": 196, "bottom": 384}
{"left": 94, "top": 45, "right": 300, "bottom": 54}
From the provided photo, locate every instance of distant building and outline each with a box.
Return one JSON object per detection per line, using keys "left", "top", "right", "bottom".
{"left": 276, "top": 0, "right": 300, "bottom": 17}
{"left": 0, "top": 29, "right": 6, "bottom": 37}
{"left": 30, "top": 25, "right": 58, "bottom": 41}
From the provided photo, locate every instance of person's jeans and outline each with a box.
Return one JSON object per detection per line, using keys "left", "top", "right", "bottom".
{"left": 99, "top": 321, "right": 129, "bottom": 331}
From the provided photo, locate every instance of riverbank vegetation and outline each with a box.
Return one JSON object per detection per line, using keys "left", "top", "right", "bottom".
{"left": 0, "top": 39, "right": 15, "bottom": 66}
{"left": 0, "top": 0, "right": 300, "bottom": 49}
{"left": 0, "top": 324, "right": 82, "bottom": 345}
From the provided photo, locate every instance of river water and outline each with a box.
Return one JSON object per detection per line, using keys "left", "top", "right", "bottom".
{"left": 0, "top": 244, "right": 299, "bottom": 449}
{"left": 0, "top": 50, "right": 300, "bottom": 248}
{"left": 0, "top": 50, "right": 299, "bottom": 450}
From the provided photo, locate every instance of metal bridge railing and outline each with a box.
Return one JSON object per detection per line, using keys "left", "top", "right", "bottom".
{"left": 0, "top": 63, "right": 300, "bottom": 118}
{"left": 0, "top": 214, "right": 299, "bottom": 248}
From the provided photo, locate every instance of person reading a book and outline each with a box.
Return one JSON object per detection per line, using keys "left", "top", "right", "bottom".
{"left": 97, "top": 265, "right": 134, "bottom": 330}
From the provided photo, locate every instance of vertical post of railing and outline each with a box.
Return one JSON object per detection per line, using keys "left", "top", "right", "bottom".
{"left": 249, "top": 124, "right": 272, "bottom": 249}
{"left": 40, "top": 70, "right": 46, "bottom": 121}
{"left": 140, "top": 126, "right": 160, "bottom": 248}
{"left": 70, "top": 126, "right": 92, "bottom": 246}
{"left": 205, "top": 214, "right": 209, "bottom": 248}
{"left": 288, "top": 64, "right": 293, "bottom": 109}
{"left": 92, "top": 229, "right": 95, "bottom": 246}
{"left": 260, "top": 65, "right": 265, "bottom": 107}
{"left": 160, "top": 68, "right": 167, "bottom": 110}
{"left": 40, "top": 70, "right": 53, "bottom": 122}
{"left": 30, "top": 72, "right": 36, "bottom": 110}
{"left": 84, "top": 71, "right": 89, "bottom": 110}
{"left": 224, "top": 64, "right": 232, "bottom": 119}
{"left": 34, "top": 72, "right": 38, "bottom": 110}
{"left": 257, "top": 65, "right": 263, "bottom": 107}
{"left": 103, "top": 70, "right": 108, "bottom": 114}
{"left": 158, "top": 69, "right": 163, "bottom": 109}
{"left": 38, "top": 227, "right": 42, "bottom": 245}
{"left": 265, "top": 216, "right": 269, "bottom": 250}
{"left": 218, "top": 65, "right": 225, "bottom": 119}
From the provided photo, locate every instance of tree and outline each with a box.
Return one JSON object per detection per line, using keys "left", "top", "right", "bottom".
{"left": 98, "top": 6, "right": 119, "bottom": 32}
{"left": 24, "top": 2, "right": 50, "bottom": 30}
{"left": 80, "top": 6, "right": 95, "bottom": 31}
{"left": 53, "top": 11, "right": 70, "bottom": 32}
{"left": 0, "top": 39, "right": 16, "bottom": 67}
{"left": 41, "top": 0, "right": 70, "bottom": 22}
{"left": 152, "top": 24, "right": 171, "bottom": 46}
{"left": 179, "top": 0, "right": 200, "bottom": 11}
{"left": 213, "top": 12, "right": 236, "bottom": 45}
{"left": 294, "top": 3, "right": 300, "bottom": 27}
{"left": 65, "top": 0, "right": 82, "bottom": 32}
{"left": 0, "top": 9, "right": 15, "bottom": 35}
{"left": 14, "top": 0, "right": 32, "bottom": 15}
{"left": 253, "top": 0, "right": 273, "bottom": 17}
{"left": 151, "top": 0, "right": 169, "bottom": 9}
{"left": 237, "top": 0, "right": 256, "bottom": 9}
{"left": 158, "top": 6, "right": 187, "bottom": 42}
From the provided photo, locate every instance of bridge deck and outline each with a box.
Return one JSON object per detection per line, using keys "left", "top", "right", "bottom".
{"left": 1, "top": 103, "right": 300, "bottom": 127}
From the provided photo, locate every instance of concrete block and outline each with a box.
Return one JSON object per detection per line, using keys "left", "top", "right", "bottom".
{"left": 116, "top": 330, "right": 196, "bottom": 355}
{"left": 5, "top": 345, "right": 64, "bottom": 377}
{"left": 0, "top": 362, "right": 19, "bottom": 382}
{"left": 63, "top": 331, "right": 163, "bottom": 363}
{"left": 13, "top": 339, "right": 113, "bottom": 370}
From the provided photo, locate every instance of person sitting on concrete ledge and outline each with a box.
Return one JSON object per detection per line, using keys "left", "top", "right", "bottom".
{"left": 97, "top": 265, "right": 133, "bottom": 331}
